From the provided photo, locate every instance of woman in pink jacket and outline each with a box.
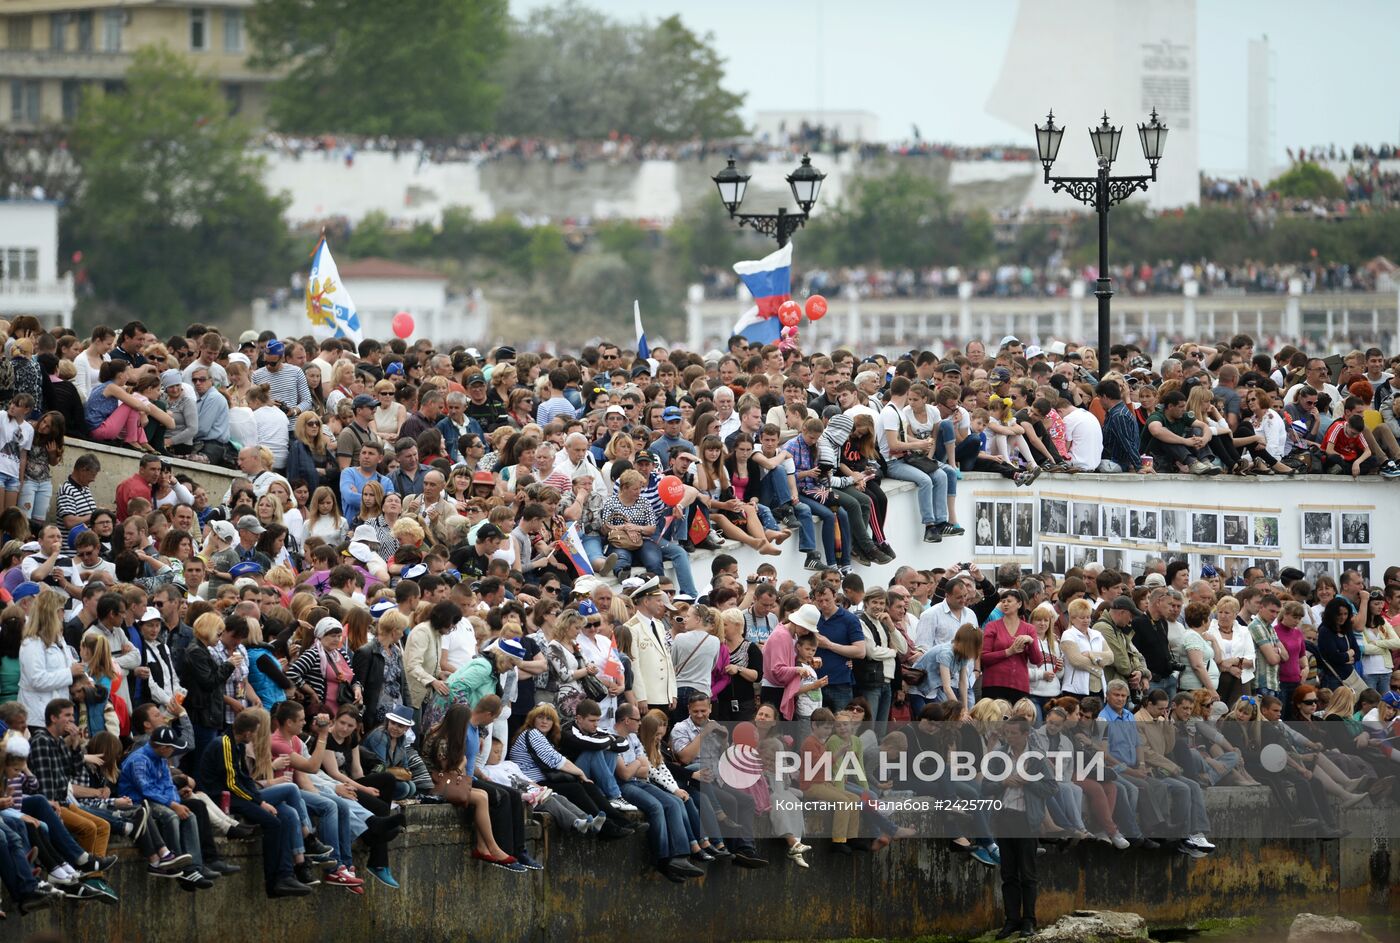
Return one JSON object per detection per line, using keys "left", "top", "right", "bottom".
{"left": 979, "top": 588, "right": 1044, "bottom": 705}
{"left": 760, "top": 602, "right": 821, "bottom": 720}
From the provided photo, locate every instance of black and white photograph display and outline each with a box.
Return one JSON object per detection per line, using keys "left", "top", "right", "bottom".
{"left": 975, "top": 501, "right": 994, "bottom": 553}
{"left": 1301, "top": 559, "right": 1333, "bottom": 584}
{"left": 1072, "top": 502, "right": 1099, "bottom": 538}
{"left": 1222, "top": 556, "right": 1249, "bottom": 586}
{"left": 1191, "top": 511, "right": 1219, "bottom": 545}
{"left": 1102, "top": 505, "right": 1127, "bottom": 541}
{"left": 1101, "top": 548, "right": 1127, "bottom": 573}
{"left": 1161, "top": 509, "right": 1182, "bottom": 544}
{"left": 1254, "top": 557, "right": 1281, "bottom": 582}
{"left": 1014, "top": 501, "right": 1034, "bottom": 552}
{"left": 1341, "top": 559, "right": 1372, "bottom": 585}
{"left": 1040, "top": 543, "right": 1067, "bottom": 576}
{"left": 995, "top": 502, "right": 1013, "bottom": 554}
{"left": 1301, "top": 511, "right": 1336, "bottom": 551}
{"left": 1339, "top": 512, "right": 1371, "bottom": 551}
{"left": 1222, "top": 514, "right": 1248, "bottom": 547}
{"left": 1072, "top": 544, "right": 1099, "bottom": 568}
{"left": 1040, "top": 498, "right": 1068, "bottom": 537}
{"left": 1252, "top": 514, "right": 1280, "bottom": 549}
{"left": 1129, "top": 508, "right": 1158, "bottom": 541}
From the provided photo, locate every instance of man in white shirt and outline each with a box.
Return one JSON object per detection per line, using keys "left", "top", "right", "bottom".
{"left": 1282, "top": 359, "right": 1344, "bottom": 422}
{"left": 915, "top": 576, "right": 975, "bottom": 650}
{"left": 1056, "top": 398, "right": 1104, "bottom": 472}
{"left": 713, "top": 387, "right": 739, "bottom": 442}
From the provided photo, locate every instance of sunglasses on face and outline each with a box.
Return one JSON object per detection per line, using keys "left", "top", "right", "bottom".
{"left": 1300, "top": 699, "right": 1318, "bottom": 705}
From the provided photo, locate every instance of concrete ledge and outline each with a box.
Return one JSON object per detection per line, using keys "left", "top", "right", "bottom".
{"left": 22, "top": 790, "right": 1395, "bottom": 942}
{"left": 50, "top": 438, "right": 243, "bottom": 521}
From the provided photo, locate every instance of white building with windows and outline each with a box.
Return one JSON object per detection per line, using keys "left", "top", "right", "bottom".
{"left": 0, "top": 200, "right": 74, "bottom": 328}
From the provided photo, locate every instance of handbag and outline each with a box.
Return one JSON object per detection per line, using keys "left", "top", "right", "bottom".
{"left": 853, "top": 615, "right": 888, "bottom": 688}
{"left": 606, "top": 524, "right": 643, "bottom": 550}
{"left": 904, "top": 452, "right": 943, "bottom": 477}
{"left": 523, "top": 729, "right": 582, "bottom": 785}
{"left": 899, "top": 664, "right": 928, "bottom": 687}
{"left": 1319, "top": 655, "right": 1370, "bottom": 695}
{"left": 579, "top": 671, "right": 609, "bottom": 703}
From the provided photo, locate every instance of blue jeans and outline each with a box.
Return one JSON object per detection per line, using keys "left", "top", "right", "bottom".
{"left": 858, "top": 683, "right": 892, "bottom": 722}
{"left": 0, "top": 816, "right": 37, "bottom": 898}
{"left": 230, "top": 795, "right": 299, "bottom": 885}
{"left": 884, "top": 458, "right": 947, "bottom": 525}
{"left": 262, "top": 782, "right": 310, "bottom": 849}
{"left": 615, "top": 537, "right": 698, "bottom": 598}
{"left": 762, "top": 471, "right": 816, "bottom": 552}
{"left": 1111, "top": 775, "right": 1144, "bottom": 839}
{"left": 621, "top": 779, "right": 692, "bottom": 861}
{"left": 581, "top": 533, "right": 607, "bottom": 567}
{"left": 575, "top": 750, "right": 622, "bottom": 798}
{"left": 19, "top": 478, "right": 52, "bottom": 521}
{"left": 1150, "top": 674, "right": 1179, "bottom": 701}
{"left": 799, "top": 494, "right": 850, "bottom": 566}
{"left": 20, "top": 796, "right": 85, "bottom": 866}
{"left": 1367, "top": 672, "right": 1390, "bottom": 693}
{"left": 300, "top": 788, "right": 354, "bottom": 867}
{"left": 822, "top": 683, "right": 854, "bottom": 711}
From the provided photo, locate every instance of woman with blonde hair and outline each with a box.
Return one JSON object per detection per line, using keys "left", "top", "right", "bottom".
{"left": 305, "top": 485, "right": 346, "bottom": 545}
{"left": 372, "top": 380, "right": 405, "bottom": 439}
{"left": 79, "top": 633, "right": 125, "bottom": 735}
{"left": 17, "top": 588, "right": 78, "bottom": 721}
{"left": 1028, "top": 603, "right": 1062, "bottom": 719}
{"left": 287, "top": 410, "right": 336, "bottom": 494}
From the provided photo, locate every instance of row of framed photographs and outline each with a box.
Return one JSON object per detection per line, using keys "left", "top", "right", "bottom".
{"left": 1300, "top": 509, "right": 1372, "bottom": 552}
{"left": 973, "top": 499, "right": 1035, "bottom": 555}
{"left": 1038, "top": 497, "right": 1281, "bottom": 551}
{"left": 1035, "top": 543, "right": 1373, "bottom": 586}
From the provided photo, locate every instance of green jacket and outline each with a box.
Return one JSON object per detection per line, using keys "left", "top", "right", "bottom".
{"left": 1095, "top": 616, "right": 1147, "bottom": 685}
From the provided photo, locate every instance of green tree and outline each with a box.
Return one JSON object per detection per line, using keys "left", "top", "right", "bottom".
{"left": 69, "top": 46, "right": 288, "bottom": 334}
{"left": 249, "top": 0, "right": 507, "bottom": 136}
{"left": 494, "top": 2, "right": 744, "bottom": 139}
{"left": 1268, "top": 161, "right": 1345, "bottom": 201}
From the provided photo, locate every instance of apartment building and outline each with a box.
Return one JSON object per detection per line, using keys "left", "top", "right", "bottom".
{"left": 1, "top": 0, "right": 270, "bottom": 127}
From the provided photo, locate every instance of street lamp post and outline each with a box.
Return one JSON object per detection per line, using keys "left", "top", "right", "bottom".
{"left": 1035, "top": 109, "right": 1168, "bottom": 368}
{"left": 712, "top": 154, "right": 826, "bottom": 248}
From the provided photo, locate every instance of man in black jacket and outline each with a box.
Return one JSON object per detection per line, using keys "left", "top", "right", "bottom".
{"left": 196, "top": 711, "right": 311, "bottom": 898}
{"left": 1131, "top": 588, "right": 1178, "bottom": 699}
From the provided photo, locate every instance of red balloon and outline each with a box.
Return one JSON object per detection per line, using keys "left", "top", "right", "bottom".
{"left": 658, "top": 475, "right": 685, "bottom": 507}
{"left": 732, "top": 722, "right": 759, "bottom": 749}
{"left": 805, "top": 294, "right": 828, "bottom": 321}
{"left": 777, "top": 299, "right": 802, "bottom": 328}
{"left": 391, "top": 311, "right": 414, "bottom": 338}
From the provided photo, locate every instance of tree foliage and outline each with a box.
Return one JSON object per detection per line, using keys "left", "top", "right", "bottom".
{"left": 494, "top": 3, "right": 745, "bottom": 139}
{"left": 1268, "top": 161, "right": 1345, "bottom": 201}
{"left": 249, "top": 0, "right": 508, "bottom": 137}
{"left": 69, "top": 46, "right": 288, "bottom": 335}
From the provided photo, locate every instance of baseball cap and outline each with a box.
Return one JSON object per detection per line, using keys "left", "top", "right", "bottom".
{"left": 494, "top": 346, "right": 516, "bottom": 361}
{"left": 998, "top": 335, "right": 1021, "bottom": 348}
{"left": 67, "top": 524, "right": 88, "bottom": 549}
{"left": 634, "top": 450, "right": 656, "bottom": 465}
{"left": 464, "top": 371, "right": 486, "bottom": 387}
{"left": 238, "top": 330, "right": 259, "bottom": 345}
{"left": 265, "top": 338, "right": 285, "bottom": 357}
{"left": 475, "top": 522, "right": 505, "bottom": 542}
{"left": 151, "top": 726, "right": 188, "bottom": 751}
{"left": 314, "top": 617, "right": 344, "bottom": 639}
{"left": 1382, "top": 691, "right": 1400, "bottom": 709}
{"left": 352, "top": 393, "right": 377, "bottom": 410}
{"left": 210, "top": 520, "right": 237, "bottom": 543}
{"left": 139, "top": 606, "right": 162, "bottom": 623}
{"left": 229, "top": 561, "right": 264, "bottom": 578}
{"left": 1142, "top": 573, "right": 1166, "bottom": 588}
{"left": 662, "top": 406, "right": 682, "bottom": 422}
{"left": 990, "top": 367, "right": 1012, "bottom": 383}
{"left": 1025, "top": 345, "right": 1044, "bottom": 360}
{"left": 1110, "top": 596, "right": 1142, "bottom": 616}
{"left": 160, "top": 369, "right": 184, "bottom": 389}
{"left": 351, "top": 524, "right": 380, "bottom": 544}
{"left": 12, "top": 582, "right": 41, "bottom": 602}
{"left": 605, "top": 405, "right": 626, "bottom": 417}
{"left": 227, "top": 352, "right": 251, "bottom": 368}
{"left": 939, "top": 362, "right": 962, "bottom": 376}
{"left": 236, "top": 514, "right": 265, "bottom": 534}
{"left": 1046, "top": 341, "right": 1067, "bottom": 357}
{"left": 471, "top": 471, "right": 496, "bottom": 487}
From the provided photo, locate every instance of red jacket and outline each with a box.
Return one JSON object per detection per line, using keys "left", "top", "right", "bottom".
{"left": 980, "top": 617, "right": 1045, "bottom": 694}
{"left": 114, "top": 473, "right": 152, "bottom": 523}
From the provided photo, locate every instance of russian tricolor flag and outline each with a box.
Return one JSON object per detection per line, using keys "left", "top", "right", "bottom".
{"left": 731, "top": 242, "right": 793, "bottom": 344}
{"left": 634, "top": 300, "right": 649, "bottom": 360}
{"left": 556, "top": 522, "right": 594, "bottom": 576}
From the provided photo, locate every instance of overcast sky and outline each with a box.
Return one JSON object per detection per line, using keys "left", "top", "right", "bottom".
{"left": 511, "top": 0, "right": 1400, "bottom": 174}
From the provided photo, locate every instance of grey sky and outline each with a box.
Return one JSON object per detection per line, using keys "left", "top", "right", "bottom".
{"left": 511, "top": 0, "right": 1400, "bottom": 174}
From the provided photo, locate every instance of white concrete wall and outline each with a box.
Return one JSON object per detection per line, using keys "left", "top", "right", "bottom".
{"left": 0, "top": 200, "right": 59, "bottom": 281}
{"left": 672, "top": 473, "right": 1395, "bottom": 591}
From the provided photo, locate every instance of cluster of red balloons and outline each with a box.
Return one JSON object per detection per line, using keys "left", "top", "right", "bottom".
{"left": 776, "top": 294, "right": 828, "bottom": 328}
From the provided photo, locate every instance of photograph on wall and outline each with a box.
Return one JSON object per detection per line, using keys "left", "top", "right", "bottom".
{"left": 1191, "top": 512, "right": 1219, "bottom": 546}
{"left": 1040, "top": 498, "right": 1068, "bottom": 537}
{"left": 1300, "top": 511, "right": 1335, "bottom": 551}
{"left": 1163, "top": 549, "right": 1190, "bottom": 567}
{"left": 1129, "top": 508, "right": 1159, "bottom": 542}
{"left": 1072, "top": 544, "right": 1099, "bottom": 568}
{"left": 1253, "top": 557, "right": 1281, "bottom": 582}
{"left": 1161, "top": 509, "right": 1183, "bottom": 545}
{"left": 1072, "top": 502, "right": 1100, "bottom": 538}
{"left": 1340, "top": 559, "right": 1372, "bottom": 584}
{"left": 1222, "top": 556, "right": 1250, "bottom": 587}
{"left": 1339, "top": 512, "right": 1371, "bottom": 551}
{"left": 974, "top": 501, "right": 995, "bottom": 554}
{"left": 994, "top": 501, "right": 1014, "bottom": 555}
{"left": 1127, "top": 551, "right": 1150, "bottom": 580}
{"left": 1102, "top": 505, "right": 1127, "bottom": 542}
{"left": 1101, "top": 548, "right": 1127, "bottom": 573}
{"left": 1251, "top": 515, "right": 1279, "bottom": 549}
{"left": 1300, "top": 559, "right": 1333, "bottom": 585}
{"left": 1196, "top": 553, "right": 1221, "bottom": 578}
{"left": 1014, "top": 501, "right": 1034, "bottom": 552}
{"left": 1221, "top": 514, "right": 1248, "bottom": 548}
{"left": 1040, "top": 543, "right": 1067, "bottom": 576}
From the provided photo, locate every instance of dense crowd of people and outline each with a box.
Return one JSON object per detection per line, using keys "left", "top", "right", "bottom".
{"left": 700, "top": 258, "right": 1385, "bottom": 304}
{"left": 0, "top": 318, "right": 1395, "bottom": 931}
